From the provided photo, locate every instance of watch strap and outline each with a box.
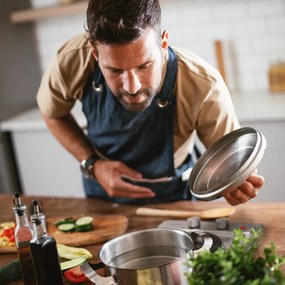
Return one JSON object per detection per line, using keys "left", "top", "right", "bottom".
{"left": 81, "top": 154, "right": 98, "bottom": 166}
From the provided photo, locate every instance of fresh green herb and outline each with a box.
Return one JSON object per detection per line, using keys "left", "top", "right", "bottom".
{"left": 187, "top": 229, "right": 285, "bottom": 285}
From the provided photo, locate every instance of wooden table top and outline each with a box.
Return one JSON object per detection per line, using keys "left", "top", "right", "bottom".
{"left": 1, "top": 194, "right": 284, "bottom": 284}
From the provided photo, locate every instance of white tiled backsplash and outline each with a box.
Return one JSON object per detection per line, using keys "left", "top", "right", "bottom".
{"left": 32, "top": 0, "right": 285, "bottom": 93}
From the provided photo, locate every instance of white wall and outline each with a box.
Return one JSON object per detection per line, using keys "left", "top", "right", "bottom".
{"left": 161, "top": 0, "right": 285, "bottom": 93}
{"left": 31, "top": 0, "right": 285, "bottom": 93}
{"left": 31, "top": 0, "right": 86, "bottom": 72}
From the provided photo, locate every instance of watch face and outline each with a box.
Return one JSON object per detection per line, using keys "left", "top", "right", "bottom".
{"left": 80, "top": 154, "right": 98, "bottom": 179}
{"left": 81, "top": 163, "right": 95, "bottom": 179}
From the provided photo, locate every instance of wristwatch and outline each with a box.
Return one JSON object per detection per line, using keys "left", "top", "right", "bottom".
{"left": 80, "top": 154, "right": 98, "bottom": 179}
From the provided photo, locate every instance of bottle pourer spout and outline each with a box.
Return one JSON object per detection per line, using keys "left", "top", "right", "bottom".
{"left": 13, "top": 192, "right": 22, "bottom": 208}
{"left": 32, "top": 200, "right": 43, "bottom": 216}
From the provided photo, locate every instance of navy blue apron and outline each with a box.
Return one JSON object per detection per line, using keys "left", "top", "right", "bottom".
{"left": 81, "top": 47, "right": 195, "bottom": 204}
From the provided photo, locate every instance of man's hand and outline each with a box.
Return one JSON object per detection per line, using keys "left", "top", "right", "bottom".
{"left": 93, "top": 159, "right": 155, "bottom": 199}
{"left": 224, "top": 173, "right": 265, "bottom": 205}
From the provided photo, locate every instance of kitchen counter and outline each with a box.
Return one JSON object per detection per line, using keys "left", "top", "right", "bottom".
{"left": 0, "top": 101, "right": 87, "bottom": 132}
{"left": 231, "top": 91, "right": 285, "bottom": 123}
{"left": 0, "top": 194, "right": 285, "bottom": 284}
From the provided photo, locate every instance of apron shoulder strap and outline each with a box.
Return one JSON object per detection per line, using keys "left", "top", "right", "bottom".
{"left": 158, "top": 47, "right": 178, "bottom": 101}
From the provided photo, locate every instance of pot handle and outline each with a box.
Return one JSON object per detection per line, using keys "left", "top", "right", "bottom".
{"left": 80, "top": 262, "right": 117, "bottom": 285}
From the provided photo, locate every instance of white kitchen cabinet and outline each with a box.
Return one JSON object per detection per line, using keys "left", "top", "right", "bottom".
{"left": 238, "top": 121, "right": 285, "bottom": 202}
{"left": 0, "top": 103, "right": 86, "bottom": 197}
{"left": 11, "top": 129, "right": 85, "bottom": 197}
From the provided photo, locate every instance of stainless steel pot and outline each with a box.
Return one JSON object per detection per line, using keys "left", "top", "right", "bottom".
{"left": 81, "top": 228, "right": 211, "bottom": 285}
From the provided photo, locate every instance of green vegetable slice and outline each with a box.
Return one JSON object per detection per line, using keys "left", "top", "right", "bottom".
{"left": 57, "top": 244, "right": 92, "bottom": 260}
{"left": 75, "top": 216, "right": 94, "bottom": 232}
{"left": 60, "top": 257, "right": 86, "bottom": 271}
{"left": 75, "top": 216, "right": 93, "bottom": 226}
{"left": 75, "top": 223, "right": 93, "bottom": 232}
{"left": 58, "top": 223, "right": 75, "bottom": 233}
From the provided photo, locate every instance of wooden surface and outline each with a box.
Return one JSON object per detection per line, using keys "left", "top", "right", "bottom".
{"left": 0, "top": 194, "right": 285, "bottom": 284}
{"left": 0, "top": 214, "right": 128, "bottom": 254}
{"left": 214, "top": 40, "right": 227, "bottom": 83}
{"left": 10, "top": 1, "right": 89, "bottom": 24}
{"left": 48, "top": 214, "right": 128, "bottom": 247}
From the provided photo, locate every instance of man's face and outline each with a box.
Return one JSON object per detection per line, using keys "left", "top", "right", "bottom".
{"left": 92, "top": 29, "right": 168, "bottom": 112}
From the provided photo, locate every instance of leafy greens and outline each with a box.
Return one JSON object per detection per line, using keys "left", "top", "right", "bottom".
{"left": 187, "top": 229, "right": 285, "bottom": 285}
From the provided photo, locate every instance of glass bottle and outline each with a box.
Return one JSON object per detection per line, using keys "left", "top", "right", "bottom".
{"left": 12, "top": 192, "right": 37, "bottom": 285}
{"left": 29, "top": 200, "right": 64, "bottom": 285}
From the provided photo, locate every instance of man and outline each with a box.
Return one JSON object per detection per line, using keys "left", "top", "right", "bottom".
{"left": 37, "top": 0, "right": 264, "bottom": 205}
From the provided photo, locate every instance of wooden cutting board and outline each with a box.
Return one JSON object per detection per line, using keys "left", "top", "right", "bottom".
{"left": 48, "top": 214, "right": 128, "bottom": 246}
{"left": 0, "top": 214, "right": 128, "bottom": 254}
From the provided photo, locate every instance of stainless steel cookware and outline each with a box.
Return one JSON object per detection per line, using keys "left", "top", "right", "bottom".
{"left": 81, "top": 228, "right": 210, "bottom": 285}
{"left": 189, "top": 127, "right": 266, "bottom": 201}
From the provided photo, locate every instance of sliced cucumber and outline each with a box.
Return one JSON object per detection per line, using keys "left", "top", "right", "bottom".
{"left": 58, "top": 223, "right": 75, "bottom": 233}
{"left": 60, "top": 257, "right": 86, "bottom": 271}
{"left": 75, "top": 216, "right": 94, "bottom": 226}
{"left": 75, "top": 216, "right": 94, "bottom": 232}
{"left": 75, "top": 223, "right": 93, "bottom": 232}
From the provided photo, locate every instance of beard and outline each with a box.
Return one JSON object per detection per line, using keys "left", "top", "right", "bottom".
{"left": 113, "top": 88, "right": 159, "bottom": 112}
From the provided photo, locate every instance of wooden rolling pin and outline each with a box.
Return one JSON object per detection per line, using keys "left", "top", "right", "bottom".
{"left": 136, "top": 206, "right": 235, "bottom": 219}
{"left": 214, "top": 40, "right": 227, "bottom": 84}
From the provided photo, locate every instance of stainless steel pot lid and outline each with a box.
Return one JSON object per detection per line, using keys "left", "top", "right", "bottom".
{"left": 188, "top": 127, "right": 266, "bottom": 201}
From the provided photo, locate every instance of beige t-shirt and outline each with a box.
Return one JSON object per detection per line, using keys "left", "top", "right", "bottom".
{"left": 37, "top": 33, "right": 240, "bottom": 168}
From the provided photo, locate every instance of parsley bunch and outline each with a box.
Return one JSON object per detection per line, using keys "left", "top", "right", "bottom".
{"left": 187, "top": 229, "right": 285, "bottom": 285}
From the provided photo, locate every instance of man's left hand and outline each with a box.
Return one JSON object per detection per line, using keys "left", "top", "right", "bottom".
{"left": 224, "top": 173, "right": 265, "bottom": 205}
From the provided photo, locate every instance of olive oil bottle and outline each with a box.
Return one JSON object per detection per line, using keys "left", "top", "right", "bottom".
{"left": 12, "top": 192, "right": 36, "bottom": 285}
{"left": 30, "top": 200, "right": 64, "bottom": 285}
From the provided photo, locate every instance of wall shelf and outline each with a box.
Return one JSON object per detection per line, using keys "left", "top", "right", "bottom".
{"left": 10, "top": 1, "right": 88, "bottom": 24}
{"left": 9, "top": 0, "right": 171, "bottom": 24}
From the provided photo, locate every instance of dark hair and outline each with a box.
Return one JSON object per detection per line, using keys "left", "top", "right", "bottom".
{"left": 86, "top": 0, "right": 161, "bottom": 46}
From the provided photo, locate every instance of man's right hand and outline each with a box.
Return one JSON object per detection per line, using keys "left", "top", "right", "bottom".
{"left": 93, "top": 160, "right": 155, "bottom": 199}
